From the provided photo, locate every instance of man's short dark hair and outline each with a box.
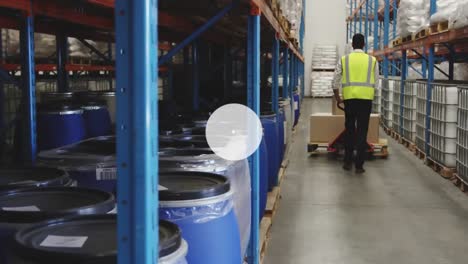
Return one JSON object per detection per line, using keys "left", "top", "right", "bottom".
{"left": 352, "top": 34, "right": 365, "bottom": 50}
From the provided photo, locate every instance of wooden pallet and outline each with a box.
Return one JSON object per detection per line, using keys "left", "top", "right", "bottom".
{"left": 430, "top": 21, "right": 450, "bottom": 35}
{"left": 425, "top": 157, "right": 456, "bottom": 179}
{"left": 452, "top": 174, "right": 468, "bottom": 193}
{"left": 69, "top": 56, "right": 92, "bottom": 65}
{"left": 413, "top": 147, "right": 426, "bottom": 160}
{"left": 390, "top": 130, "right": 401, "bottom": 141}
{"left": 382, "top": 125, "right": 393, "bottom": 136}
{"left": 311, "top": 95, "right": 333, "bottom": 98}
{"left": 260, "top": 216, "right": 272, "bottom": 264}
{"left": 265, "top": 187, "right": 281, "bottom": 219}
{"left": 414, "top": 28, "right": 430, "bottom": 40}
{"left": 308, "top": 138, "right": 389, "bottom": 159}
{"left": 392, "top": 38, "right": 402, "bottom": 47}
{"left": 400, "top": 137, "right": 416, "bottom": 152}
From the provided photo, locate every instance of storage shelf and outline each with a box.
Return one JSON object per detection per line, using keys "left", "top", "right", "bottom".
{"left": 373, "top": 26, "right": 468, "bottom": 57}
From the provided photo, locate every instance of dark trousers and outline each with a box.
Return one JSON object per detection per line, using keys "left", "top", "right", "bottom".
{"left": 344, "top": 99, "right": 372, "bottom": 169}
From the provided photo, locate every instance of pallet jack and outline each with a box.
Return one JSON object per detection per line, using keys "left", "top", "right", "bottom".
{"left": 307, "top": 102, "right": 388, "bottom": 159}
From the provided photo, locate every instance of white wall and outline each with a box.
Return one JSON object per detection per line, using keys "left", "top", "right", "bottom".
{"left": 304, "top": 0, "right": 347, "bottom": 96}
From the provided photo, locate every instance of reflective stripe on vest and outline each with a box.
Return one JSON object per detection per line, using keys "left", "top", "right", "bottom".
{"left": 341, "top": 53, "right": 376, "bottom": 100}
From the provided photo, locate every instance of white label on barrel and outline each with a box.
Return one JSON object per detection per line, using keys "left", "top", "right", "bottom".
{"left": 294, "top": 101, "right": 299, "bottom": 110}
{"left": 2, "top": 205, "right": 40, "bottom": 212}
{"left": 40, "top": 235, "right": 88, "bottom": 248}
{"left": 158, "top": 185, "right": 168, "bottom": 191}
{"left": 96, "top": 168, "right": 117, "bottom": 181}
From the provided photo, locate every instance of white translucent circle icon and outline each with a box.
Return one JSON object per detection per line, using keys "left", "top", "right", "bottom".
{"left": 206, "top": 104, "right": 262, "bottom": 161}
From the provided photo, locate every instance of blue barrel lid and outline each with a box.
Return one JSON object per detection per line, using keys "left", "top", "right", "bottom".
{"left": 14, "top": 215, "right": 183, "bottom": 263}
{"left": 159, "top": 171, "right": 230, "bottom": 200}
{"left": 0, "top": 168, "right": 71, "bottom": 191}
{"left": 0, "top": 187, "right": 115, "bottom": 223}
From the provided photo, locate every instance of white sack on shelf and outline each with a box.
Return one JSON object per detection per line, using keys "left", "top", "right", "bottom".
{"left": 397, "top": 0, "right": 430, "bottom": 37}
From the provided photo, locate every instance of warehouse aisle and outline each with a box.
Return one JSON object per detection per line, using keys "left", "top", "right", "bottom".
{"left": 265, "top": 98, "right": 468, "bottom": 264}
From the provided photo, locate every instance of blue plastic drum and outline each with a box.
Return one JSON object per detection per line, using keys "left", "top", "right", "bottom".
{"left": 261, "top": 113, "right": 280, "bottom": 189}
{"left": 37, "top": 104, "right": 86, "bottom": 151}
{"left": 82, "top": 103, "right": 112, "bottom": 138}
{"left": 38, "top": 136, "right": 117, "bottom": 194}
{"left": 293, "top": 92, "right": 300, "bottom": 126}
{"left": 159, "top": 172, "right": 241, "bottom": 264}
{"left": 277, "top": 109, "right": 285, "bottom": 161}
{"left": 0, "top": 187, "right": 115, "bottom": 264}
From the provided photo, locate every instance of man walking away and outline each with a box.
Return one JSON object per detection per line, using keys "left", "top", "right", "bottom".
{"left": 333, "top": 34, "right": 379, "bottom": 174}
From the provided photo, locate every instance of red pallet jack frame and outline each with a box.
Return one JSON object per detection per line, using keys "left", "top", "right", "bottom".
{"left": 307, "top": 103, "right": 388, "bottom": 159}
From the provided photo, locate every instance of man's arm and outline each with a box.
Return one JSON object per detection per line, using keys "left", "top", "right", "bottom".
{"left": 333, "top": 59, "right": 343, "bottom": 103}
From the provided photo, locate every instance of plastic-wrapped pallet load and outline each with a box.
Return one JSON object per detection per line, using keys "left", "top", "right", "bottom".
{"left": 312, "top": 45, "right": 337, "bottom": 70}
{"left": 431, "top": 0, "right": 468, "bottom": 29}
{"left": 381, "top": 78, "right": 394, "bottom": 128}
{"left": 397, "top": 0, "right": 430, "bottom": 37}
{"left": 415, "top": 80, "right": 428, "bottom": 151}
{"left": 457, "top": 86, "right": 468, "bottom": 182}
{"left": 310, "top": 71, "right": 334, "bottom": 97}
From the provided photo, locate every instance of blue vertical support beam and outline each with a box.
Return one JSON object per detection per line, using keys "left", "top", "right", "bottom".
{"left": 247, "top": 4, "right": 261, "bottom": 264}
{"left": 359, "top": 5, "right": 363, "bottom": 34}
{"left": 192, "top": 41, "right": 200, "bottom": 111}
{"left": 353, "top": 1, "right": 357, "bottom": 35}
{"left": 365, "top": 0, "right": 369, "bottom": 53}
{"left": 272, "top": 35, "right": 280, "bottom": 114}
{"left": 283, "top": 48, "right": 289, "bottom": 99}
{"left": 56, "top": 32, "right": 68, "bottom": 92}
{"left": 400, "top": 50, "right": 407, "bottom": 135}
{"left": 421, "top": 47, "right": 427, "bottom": 78}
{"left": 114, "top": 0, "right": 158, "bottom": 264}
{"left": 20, "top": 3, "right": 36, "bottom": 164}
{"left": 374, "top": 0, "right": 379, "bottom": 51}
{"left": 426, "top": 0, "right": 437, "bottom": 156}
{"left": 383, "top": 0, "right": 390, "bottom": 78}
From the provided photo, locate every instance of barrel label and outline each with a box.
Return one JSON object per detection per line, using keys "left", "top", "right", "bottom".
{"left": 294, "top": 101, "right": 299, "bottom": 110}
{"left": 158, "top": 185, "right": 168, "bottom": 191}
{"left": 40, "top": 235, "right": 88, "bottom": 248}
{"left": 96, "top": 168, "right": 117, "bottom": 181}
{"left": 2, "top": 205, "right": 40, "bottom": 212}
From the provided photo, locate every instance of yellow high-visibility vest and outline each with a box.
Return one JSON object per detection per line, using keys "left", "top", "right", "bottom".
{"left": 341, "top": 52, "right": 377, "bottom": 100}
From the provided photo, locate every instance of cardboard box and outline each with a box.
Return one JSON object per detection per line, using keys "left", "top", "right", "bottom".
{"left": 332, "top": 96, "right": 345, "bottom": 115}
{"left": 309, "top": 113, "right": 380, "bottom": 143}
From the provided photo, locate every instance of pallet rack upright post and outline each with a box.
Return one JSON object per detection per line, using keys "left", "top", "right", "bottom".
{"left": 114, "top": 0, "right": 159, "bottom": 263}
{"left": 247, "top": 3, "right": 261, "bottom": 263}
{"left": 19, "top": 2, "right": 37, "bottom": 165}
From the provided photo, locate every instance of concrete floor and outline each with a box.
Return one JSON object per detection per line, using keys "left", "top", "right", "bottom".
{"left": 264, "top": 98, "right": 468, "bottom": 264}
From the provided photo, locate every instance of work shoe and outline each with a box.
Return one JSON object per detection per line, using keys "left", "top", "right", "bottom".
{"left": 355, "top": 168, "right": 366, "bottom": 174}
{"left": 343, "top": 163, "right": 352, "bottom": 171}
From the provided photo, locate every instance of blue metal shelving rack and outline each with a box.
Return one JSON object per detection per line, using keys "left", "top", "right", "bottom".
{"left": 347, "top": 0, "right": 468, "bottom": 159}
{"left": 0, "top": 0, "right": 305, "bottom": 263}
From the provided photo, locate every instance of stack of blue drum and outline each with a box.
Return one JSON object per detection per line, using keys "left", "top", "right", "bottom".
{"left": 30, "top": 98, "right": 298, "bottom": 263}
{"left": 37, "top": 92, "right": 114, "bottom": 151}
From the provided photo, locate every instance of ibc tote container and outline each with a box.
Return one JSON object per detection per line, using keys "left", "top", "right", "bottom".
{"left": 381, "top": 78, "right": 393, "bottom": 128}
{"left": 457, "top": 86, "right": 468, "bottom": 182}
{"left": 372, "top": 77, "right": 383, "bottom": 114}
{"left": 402, "top": 80, "right": 418, "bottom": 142}
{"left": 415, "top": 81, "right": 428, "bottom": 151}
{"left": 429, "top": 83, "right": 460, "bottom": 167}
{"left": 390, "top": 77, "right": 401, "bottom": 133}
